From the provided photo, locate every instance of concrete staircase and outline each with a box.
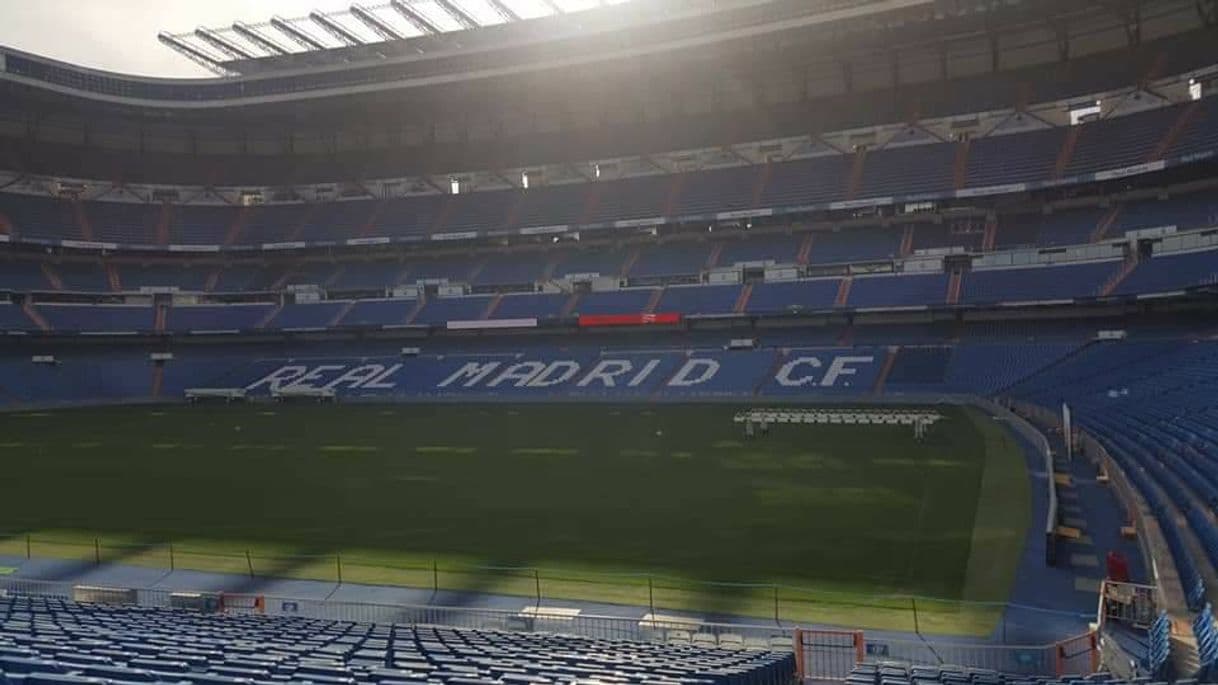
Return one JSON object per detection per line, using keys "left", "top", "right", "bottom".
{"left": 155, "top": 203, "right": 173, "bottom": 246}
{"left": 733, "top": 283, "right": 753, "bottom": 314}
{"left": 1099, "top": 254, "right": 1140, "bottom": 297}
{"left": 644, "top": 287, "right": 664, "bottom": 314}
{"left": 1053, "top": 127, "right": 1082, "bottom": 179}
{"left": 358, "top": 199, "right": 389, "bottom": 238}
{"left": 796, "top": 234, "right": 814, "bottom": 264}
{"left": 845, "top": 148, "right": 868, "bottom": 200}
{"left": 150, "top": 364, "right": 165, "bottom": 400}
{"left": 329, "top": 300, "right": 357, "bottom": 327}
{"left": 106, "top": 264, "right": 122, "bottom": 292}
{"left": 619, "top": 248, "right": 640, "bottom": 279}
{"left": 750, "top": 162, "right": 773, "bottom": 208}
{"left": 1149, "top": 102, "right": 1200, "bottom": 162}
{"left": 834, "top": 276, "right": 853, "bottom": 308}
{"left": 872, "top": 346, "right": 900, "bottom": 395}
{"left": 223, "top": 206, "right": 252, "bottom": 246}
{"left": 1091, "top": 206, "right": 1122, "bottom": 243}
{"left": 22, "top": 302, "right": 50, "bottom": 332}
{"left": 154, "top": 303, "right": 168, "bottom": 333}
{"left": 982, "top": 215, "right": 998, "bottom": 251}
{"left": 952, "top": 138, "right": 972, "bottom": 189}
{"left": 560, "top": 292, "right": 582, "bottom": 317}
{"left": 899, "top": 226, "right": 915, "bottom": 257}
{"left": 946, "top": 269, "right": 963, "bottom": 305}
{"left": 39, "top": 263, "right": 63, "bottom": 291}
{"left": 256, "top": 302, "right": 283, "bottom": 330}
{"left": 71, "top": 200, "right": 94, "bottom": 241}
{"left": 481, "top": 293, "right": 504, "bottom": 320}
{"left": 404, "top": 296, "right": 427, "bottom": 325}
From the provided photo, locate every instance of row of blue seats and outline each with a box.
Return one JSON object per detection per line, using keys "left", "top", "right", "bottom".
{"left": 1, "top": 251, "right": 1213, "bottom": 333}
{"left": 1, "top": 189, "right": 1216, "bottom": 260}
{"left": 0, "top": 339, "right": 1090, "bottom": 405}
{"left": 1010, "top": 341, "right": 1218, "bottom": 612}
{"left": 0, "top": 596, "right": 793, "bottom": 685}
{"left": 0, "top": 99, "right": 1214, "bottom": 246}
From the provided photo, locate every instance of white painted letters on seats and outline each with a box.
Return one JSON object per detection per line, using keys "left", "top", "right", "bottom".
{"left": 775, "top": 357, "right": 822, "bottom": 387}
{"left": 487, "top": 361, "right": 547, "bottom": 387}
{"left": 526, "top": 361, "right": 582, "bottom": 388}
{"left": 323, "top": 365, "right": 387, "bottom": 391}
{"left": 820, "top": 356, "right": 874, "bottom": 387}
{"left": 577, "top": 360, "right": 633, "bottom": 387}
{"left": 287, "top": 365, "right": 346, "bottom": 390}
{"left": 362, "top": 363, "right": 402, "bottom": 389}
{"left": 438, "top": 362, "right": 501, "bottom": 388}
{"left": 668, "top": 358, "right": 719, "bottom": 387}
{"left": 628, "top": 358, "right": 662, "bottom": 387}
{"left": 245, "top": 365, "right": 309, "bottom": 392}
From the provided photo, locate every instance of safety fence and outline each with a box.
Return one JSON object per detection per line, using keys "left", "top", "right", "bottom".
{"left": 984, "top": 398, "right": 1058, "bottom": 566}
{"left": 0, "top": 576, "right": 1099, "bottom": 681}
{"left": 0, "top": 530, "right": 1094, "bottom": 641}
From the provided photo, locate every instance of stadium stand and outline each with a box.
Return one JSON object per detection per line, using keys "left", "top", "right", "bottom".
{"left": 960, "top": 262, "right": 1121, "bottom": 303}
{"left": 5, "top": 2, "right": 1218, "bottom": 680}
{"left": 167, "top": 304, "right": 275, "bottom": 333}
{"left": 0, "top": 596, "right": 795, "bottom": 685}
{"left": 338, "top": 298, "right": 415, "bottom": 327}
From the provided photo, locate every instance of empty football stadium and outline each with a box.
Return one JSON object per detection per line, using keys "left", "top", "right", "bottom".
{"left": 2, "top": 0, "right": 1218, "bottom": 683}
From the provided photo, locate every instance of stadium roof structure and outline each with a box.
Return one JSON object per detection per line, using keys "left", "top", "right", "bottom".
{"left": 159, "top": 0, "right": 640, "bottom": 76}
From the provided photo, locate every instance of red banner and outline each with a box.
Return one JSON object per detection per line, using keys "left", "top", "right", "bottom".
{"left": 577, "top": 312, "right": 681, "bottom": 327}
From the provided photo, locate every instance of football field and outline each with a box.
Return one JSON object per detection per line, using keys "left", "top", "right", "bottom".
{"left": 0, "top": 403, "right": 1029, "bottom": 635}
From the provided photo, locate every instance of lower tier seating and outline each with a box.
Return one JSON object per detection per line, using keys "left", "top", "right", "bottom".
{"left": 0, "top": 596, "right": 794, "bottom": 685}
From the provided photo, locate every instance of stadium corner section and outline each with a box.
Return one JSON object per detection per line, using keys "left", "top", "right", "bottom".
{"left": 0, "top": 398, "right": 1050, "bottom": 641}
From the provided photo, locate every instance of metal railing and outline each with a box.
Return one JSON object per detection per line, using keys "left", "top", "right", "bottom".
{"left": 0, "top": 576, "right": 1098, "bottom": 681}
{"left": 0, "top": 530, "right": 1095, "bottom": 641}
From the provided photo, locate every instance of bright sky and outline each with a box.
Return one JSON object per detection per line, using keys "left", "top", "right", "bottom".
{"left": 0, "top": 0, "right": 617, "bottom": 79}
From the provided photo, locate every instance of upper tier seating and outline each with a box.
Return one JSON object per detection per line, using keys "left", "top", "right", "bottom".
{"left": 718, "top": 235, "right": 803, "bottom": 266}
{"left": 746, "top": 279, "right": 840, "bottom": 314}
{"left": 1115, "top": 249, "right": 1218, "bottom": 295}
{"left": 339, "top": 298, "right": 416, "bottom": 326}
{"left": 632, "top": 243, "right": 712, "bottom": 277}
{"left": 1115, "top": 193, "right": 1218, "bottom": 236}
{"left": 849, "top": 273, "right": 948, "bottom": 308}
{"left": 1064, "top": 104, "right": 1185, "bottom": 177}
{"left": 168, "top": 304, "right": 274, "bottom": 332}
{"left": 37, "top": 304, "right": 153, "bottom": 332}
{"left": 858, "top": 141, "right": 955, "bottom": 197}
{"left": 493, "top": 292, "right": 569, "bottom": 319}
{"left": 0, "top": 303, "right": 34, "bottom": 331}
{"left": 2, "top": 99, "right": 1217, "bottom": 249}
{"left": 0, "top": 595, "right": 795, "bottom": 685}
{"left": 996, "top": 208, "right": 1106, "bottom": 249}
{"left": 5, "top": 246, "right": 1214, "bottom": 334}
{"left": 961, "top": 262, "right": 1120, "bottom": 303}
{"left": 329, "top": 261, "right": 409, "bottom": 291}
{"left": 965, "top": 125, "right": 1063, "bottom": 188}
{"left": 118, "top": 263, "right": 211, "bottom": 291}
{"left": 474, "top": 252, "right": 553, "bottom": 286}
{"left": 655, "top": 284, "right": 742, "bottom": 315}
{"left": 572, "top": 289, "right": 655, "bottom": 315}
{"left": 267, "top": 302, "right": 348, "bottom": 329}
{"left": 414, "top": 296, "right": 495, "bottom": 324}
{"left": 0, "top": 260, "right": 52, "bottom": 291}
{"left": 808, "top": 227, "right": 902, "bottom": 265}
{"left": 53, "top": 262, "right": 111, "bottom": 292}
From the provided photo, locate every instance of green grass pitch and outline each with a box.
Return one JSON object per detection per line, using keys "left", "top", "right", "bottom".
{"left": 0, "top": 403, "right": 1029, "bottom": 635}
